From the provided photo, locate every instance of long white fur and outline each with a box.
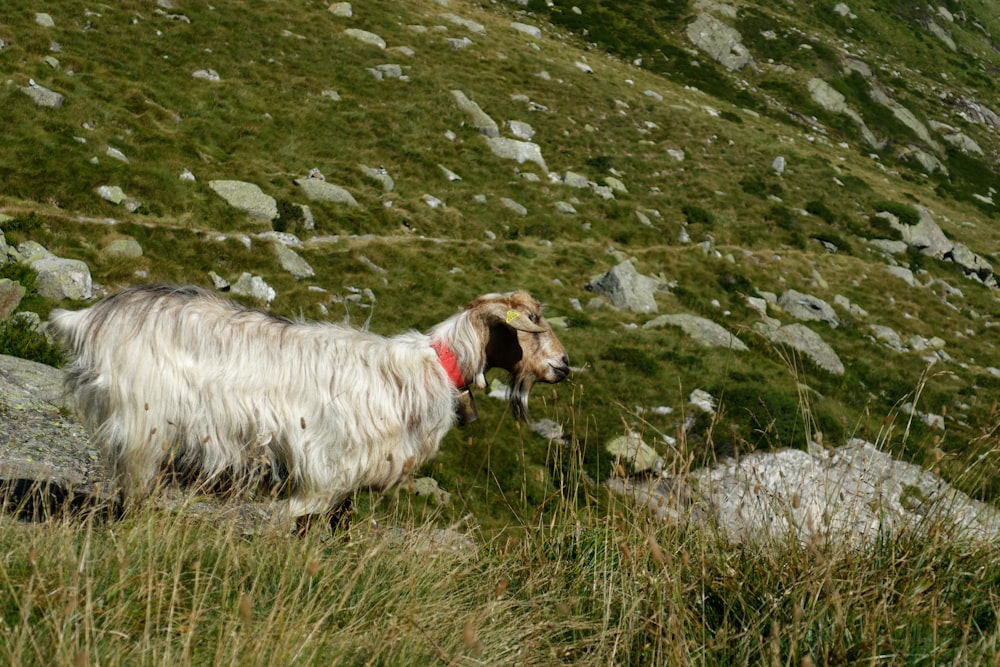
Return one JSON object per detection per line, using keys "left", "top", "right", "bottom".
{"left": 49, "top": 284, "right": 568, "bottom": 519}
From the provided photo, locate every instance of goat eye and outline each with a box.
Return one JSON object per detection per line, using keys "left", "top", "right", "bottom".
{"left": 529, "top": 313, "right": 538, "bottom": 324}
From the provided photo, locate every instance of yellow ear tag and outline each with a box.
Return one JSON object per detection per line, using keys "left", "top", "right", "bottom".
{"left": 505, "top": 310, "right": 520, "bottom": 324}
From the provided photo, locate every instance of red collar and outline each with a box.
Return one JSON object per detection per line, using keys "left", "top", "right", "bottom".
{"left": 431, "top": 339, "right": 466, "bottom": 389}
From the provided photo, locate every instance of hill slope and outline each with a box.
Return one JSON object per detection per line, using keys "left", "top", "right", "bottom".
{"left": 2, "top": 0, "right": 1000, "bottom": 515}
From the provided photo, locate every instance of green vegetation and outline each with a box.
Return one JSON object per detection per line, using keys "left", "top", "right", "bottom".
{"left": 1, "top": 0, "right": 1000, "bottom": 661}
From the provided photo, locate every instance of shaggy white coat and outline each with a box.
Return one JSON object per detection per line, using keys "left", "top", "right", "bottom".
{"left": 49, "top": 285, "right": 568, "bottom": 519}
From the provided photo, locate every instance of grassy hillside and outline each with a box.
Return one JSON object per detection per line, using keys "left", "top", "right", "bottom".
{"left": 2, "top": 0, "right": 1000, "bottom": 662}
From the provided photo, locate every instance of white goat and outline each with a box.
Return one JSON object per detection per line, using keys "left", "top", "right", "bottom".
{"left": 50, "top": 284, "right": 569, "bottom": 530}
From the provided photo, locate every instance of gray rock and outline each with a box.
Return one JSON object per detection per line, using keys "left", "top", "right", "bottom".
{"left": 368, "top": 63, "right": 404, "bottom": 80}
{"left": 106, "top": 146, "right": 129, "bottom": 163}
{"left": 685, "top": 13, "right": 752, "bottom": 71}
{"left": 484, "top": 137, "right": 548, "bottom": 171}
{"left": 16, "top": 241, "right": 54, "bottom": 264}
{"left": 870, "top": 324, "right": 905, "bottom": 351}
{"left": 360, "top": 164, "right": 395, "bottom": 192}
{"left": 208, "top": 271, "right": 230, "bottom": 291}
{"left": 35, "top": 13, "right": 56, "bottom": 27}
{"left": 440, "top": 13, "right": 486, "bottom": 34}
{"left": 231, "top": 273, "right": 276, "bottom": 303}
{"left": 451, "top": 90, "right": 499, "bottom": 138}
{"left": 438, "top": 164, "right": 462, "bottom": 181}
{"left": 294, "top": 178, "right": 360, "bottom": 206}
{"left": 612, "top": 439, "right": 1000, "bottom": 545}
{"left": 562, "top": 171, "right": 590, "bottom": 188}
{"left": 586, "top": 260, "right": 663, "bottom": 313}
{"left": 0, "top": 279, "right": 26, "bottom": 319}
{"left": 103, "top": 238, "right": 143, "bottom": 259}
{"left": 192, "top": 69, "right": 221, "bottom": 81}
{"left": 606, "top": 433, "right": 662, "bottom": 475}
{"left": 21, "top": 83, "right": 64, "bottom": 108}
{"left": 510, "top": 21, "right": 541, "bottom": 39}
{"left": 778, "top": 289, "right": 840, "bottom": 328}
{"left": 555, "top": 201, "right": 577, "bottom": 215}
{"left": 407, "top": 477, "right": 450, "bottom": 505}
{"left": 946, "top": 243, "right": 995, "bottom": 285}
{"left": 644, "top": 313, "right": 748, "bottom": 351}
{"left": 506, "top": 120, "right": 535, "bottom": 140}
{"left": 96, "top": 185, "right": 127, "bottom": 205}
{"left": 273, "top": 242, "right": 315, "bottom": 279}
{"left": 31, "top": 257, "right": 93, "bottom": 301}
{"left": 328, "top": 2, "right": 352, "bottom": 17}
{"left": 754, "top": 322, "right": 844, "bottom": 374}
{"left": 808, "top": 78, "right": 848, "bottom": 113}
{"left": 499, "top": 197, "right": 527, "bottom": 216}
{"left": 886, "top": 265, "right": 918, "bottom": 287}
{"left": 343, "top": 28, "right": 386, "bottom": 49}
{"left": 209, "top": 180, "right": 278, "bottom": 220}
{"left": 884, "top": 206, "right": 952, "bottom": 257}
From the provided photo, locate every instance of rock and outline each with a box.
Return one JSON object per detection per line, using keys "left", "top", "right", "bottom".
{"left": 531, "top": 419, "right": 565, "bottom": 442}
{"left": 31, "top": 257, "right": 93, "bottom": 301}
{"left": 870, "top": 324, "right": 905, "bottom": 351}
{"left": 562, "top": 171, "right": 590, "bottom": 188}
{"left": 484, "top": 137, "right": 548, "bottom": 172}
{"left": 231, "top": 273, "right": 276, "bottom": 303}
{"left": 360, "top": 164, "right": 394, "bottom": 192}
{"left": 440, "top": 13, "right": 486, "bottom": 34}
{"left": 343, "top": 28, "right": 386, "bottom": 49}
{"left": 808, "top": 78, "right": 848, "bottom": 114}
{"left": 606, "top": 433, "right": 662, "bottom": 475}
{"left": 499, "top": 197, "right": 527, "bottom": 216}
{"left": 192, "top": 69, "right": 221, "bottom": 81}
{"left": 614, "top": 440, "right": 1000, "bottom": 546}
{"left": 451, "top": 90, "right": 499, "bottom": 138}
{"left": 438, "top": 164, "right": 462, "bottom": 182}
{"left": 604, "top": 176, "right": 627, "bottom": 194}
{"left": 294, "top": 178, "right": 359, "bottom": 207}
{"left": 946, "top": 243, "right": 995, "bottom": 286}
{"left": 21, "top": 83, "right": 64, "bottom": 108}
{"left": 754, "top": 322, "right": 845, "bottom": 375}
{"left": 685, "top": 13, "right": 752, "bottom": 71}
{"left": 407, "top": 477, "right": 450, "bottom": 505}
{"left": 883, "top": 206, "right": 952, "bottom": 258}
{"left": 35, "top": 13, "right": 56, "bottom": 28}
{"left": 368, "top": 63, "right": 405, "bottom": 80}
{"left": 273, "top": 242, "right": 315, "bottom": 279}
{"left": 96, "top": 185, "right": 127, "bottom": 205}
{"left": 506, "top": 120, "right": 535, "bottom": 140}
{"left": 689, "top": 388, "right": 718, "bottom": 414}
{"left": 103, "top": 238, "right": 143, "bottom": 259}
{"left": 0, "top": 355, "right": 112, "bottom": 517}
{"left": 772, "top": 156, "right": 785, "bottom": 175}
{"left": 585, "top": 260, "right": 663, "bottom": 313}
{"left": 0, "top": 279, "right": 26, "bottom": 319}
{"left": 257, "top": 231, "right": 304, "bottom": 249}
{"left": 208, "top": 180, "right": 278, "bottom": 220}
{"left": 777, "top": 289, "right": 840, "bottom": 328}
{"left": 644, "top": 313, "right": 748, "bottom": 351}
{"left": 208, "top": 271, "right": 230, "bottom": 291}
{"left": 511, "top": 21, "right": 541, "bottom": 39}
{"left": 554, "top": 201, "right": 577, "bottom": 215}
{"left": 328, "top": 2, "right": 352, "bottom": 17}
{"left": 886, "top": 265, "right": 918, "bottom": 287}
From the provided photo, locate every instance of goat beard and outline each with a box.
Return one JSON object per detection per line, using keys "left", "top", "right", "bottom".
{"left": 508, "top": 371, "right": 537, "bottom": 422}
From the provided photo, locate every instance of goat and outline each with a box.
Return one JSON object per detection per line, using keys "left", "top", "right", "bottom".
{"left": 49, "top": 284, "right": 569, "bottom": 531}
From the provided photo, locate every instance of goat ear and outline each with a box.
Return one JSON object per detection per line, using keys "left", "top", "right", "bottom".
{"left": 481, "top": 301, "right": 546, "bottom": 333}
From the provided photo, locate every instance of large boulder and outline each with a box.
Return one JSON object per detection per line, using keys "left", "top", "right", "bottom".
{"left": 754, "top": 322, "right": 845, "bottom": 375}
{"left": 208, "top": 180, "right": 278, "bottom": 220}
{"left": 586, "top": 260, "right": 664, "bottom": 314}
{"left": 644, "top": 313, "right": 748, "bottom": 351}
{"left": 685, "top": 13, "right": 752, "bottom": 71}
{"left": 30, "top": 257, "right": 93, "bottom": 301}
{"left": 610, "top": 440, "right": 1000, "bottom": 546}
{"left": 294, "top": 178, "right": 359, "bottom": 206}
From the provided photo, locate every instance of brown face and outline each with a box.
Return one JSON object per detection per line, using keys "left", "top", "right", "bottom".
{"left": 474, "top": 292, "right": 570, "bottom": 420}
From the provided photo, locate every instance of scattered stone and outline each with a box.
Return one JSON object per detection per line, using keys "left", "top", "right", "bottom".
{"left": 772, "top": 156, "right": 785, "bottom": 175}
{"left": 230, "top": 273, "right": 276, "bottom": 303}
{"left": 689, "top": 389, "right": 717, "bottom": 414}
{"left": 644, "top": 313, "right": 748, "bottom": 351}
{"left": 422, "top": 194, "right": 444, "bottom": 208}
{"left": 21, "top": 83, "right": 64, "bottom": 108}
{"left": 30, "top": 257, "right": 93, "bottom": 301}
{"left": 451, "top": 90, "right": 499, "bottom": 138}
{"left": 0, "top": 279, "right": 26, "bottom": 319}
{"left": 209, "top": 180, "right": 278, "bottom": 220}
{"left": 777, "top": 289, "right": 840, "bottom": 328}
{"left": 685, "top": 13, "right": 752, "bottom": 71}
{"left": 328, "top": 2, "right": 352, "bottom": 17}
{"left": 574, "top": 61, "right": 594, "bottom": 74}
{"left": 562, "top": 171, "right": 590, "bottom": 188}
{"left": 35, "top": 13, "right": 56, "bottom": 28}
{"left": 192, "top": 69, "right": 221, "bottom": 81}
{"left": 103, "top": 238, "right": 143, "bottom": 259}
{"left": 606, "top": 433, "right": 662, "bottom": 475}
{"left": 208, "top": 271, "right": 230, "bottom": 291}
{"left": 360, "top": 164, "right": 394, "bottom": 192}
{"left": 506, "top": 120, "right": 535, "bottom": 140}
{"left": 644, "top": 90, "right": 664, "bottom": 102}
{"left": 106, "top": 146, "right": 129, "bottom": 163}
{"left": 343, "top": 28, "right": 386, "bottom": 49}
{"left": 96, "top": 185, "right": 127, "bottom": 205}
{"left": 500, "top": 197, "right": 527, "bottom": 216}
{"left": 511, "top": 22, "right": 541, "bottom": 39}
{"left": 294, "top": 178, "right": 359, "bottom": 207}
{"left": 870, "top": 324, "right": 905, "bottom": 351}
{"left": 440, "top": 13, "right": 485, "bottom": 34}
{"left": 438, "top": 165, "right": 462, "bottom": 181}
{"left": 555, "top": 201, "right": 577, "bottom": 215}
{"left": 485, "top": 137, "right": 548, "bottom": 172}
{"left": 273, "top": 242, "right": 315, "bottom": 279}
{"left": 585, "top": 260, "right": 664, "bottom": 313}
{"left": 358, "top": 255, "right": 388, "bottom": 274}
{"left": 754, "top": 322, "right": 845, "bottom": 375}
{"left": 368, "top": 63, "right": 405, "bottom": 80}
{"left": 448, "top": 37, "right": 472, "bottom": 50}
{"left": 532, "top": 419, "right": 565, "bottom": 442}
{"left": 179, "top": 169, "right": 196, "bottom": 182}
